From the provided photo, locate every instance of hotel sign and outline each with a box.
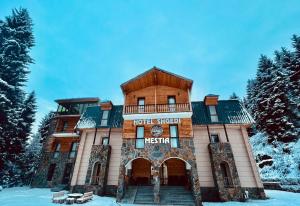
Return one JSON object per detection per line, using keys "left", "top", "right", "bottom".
{"left": 133, "top": 118, "right": 181, "bottom": 125}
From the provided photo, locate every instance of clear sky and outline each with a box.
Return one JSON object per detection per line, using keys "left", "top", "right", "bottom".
{"left": 1, "top": 0, "right": 300, "bottom": 132}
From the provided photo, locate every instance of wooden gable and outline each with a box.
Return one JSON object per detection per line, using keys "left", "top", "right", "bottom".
{"left": 121, "top": 67, "right": 193, "bottom": 94}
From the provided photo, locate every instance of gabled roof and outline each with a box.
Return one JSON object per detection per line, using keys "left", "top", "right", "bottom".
{"left": 121, "top": 67, "right": 193, "bottom": 94}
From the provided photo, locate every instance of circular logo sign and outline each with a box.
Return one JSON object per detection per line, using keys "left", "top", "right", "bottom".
{"left": 151, "top": 125, "right": 163, "bottom": 137}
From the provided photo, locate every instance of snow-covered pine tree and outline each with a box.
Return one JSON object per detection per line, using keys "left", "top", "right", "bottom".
{"left": 38, "top": 111, "right": 55, "bottom": 144}
{"left": 0, "top": 8, "right": 36, "bottom": 187}
{"left": 229, "top": 92, "right": 239, "bottom": 100}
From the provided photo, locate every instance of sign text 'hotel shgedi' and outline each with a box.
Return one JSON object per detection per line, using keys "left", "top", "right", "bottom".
{"left": 133, "top": 118, "right": 181, "bottom": 125}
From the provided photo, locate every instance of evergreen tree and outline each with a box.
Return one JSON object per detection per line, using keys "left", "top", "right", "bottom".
{"left": 0, "top": 8, "right": 36, "bottom": 187}
{"left": 38, "top": 111, "right": 55, "bottom": 144}
{"left": 229, "top": 92, "right": 239, "bottom": 100}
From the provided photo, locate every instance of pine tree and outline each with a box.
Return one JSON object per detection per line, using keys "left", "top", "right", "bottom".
{"left": 0, "top": 8, "right": 36, "bottom": 187}
{"left": 38, "top": 111, "right": 55, "bottom": 144}
{"left": 229, "top": 92, "right": 239, "bottom": 100}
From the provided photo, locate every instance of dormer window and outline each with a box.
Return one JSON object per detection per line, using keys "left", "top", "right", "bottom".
{"left": 101, "top": 110, "right": 109, "bottom": 126}
{"left": 209, "top": 105, "right": 219, "bottom": 122}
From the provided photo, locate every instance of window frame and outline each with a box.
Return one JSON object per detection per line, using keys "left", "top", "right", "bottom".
{"left": 169, "top": 124, "right": 179, "bottom": 148}
{"left": 100, "top": 110, "right": 109, "bottom": 126}
{"left": 69, "top": 142, "right": 78, "bottom": 158}
{"left": 135, "top": 126, "right": 145, "bottom": 149}
{"left": 53, "top": 143, "right": 61, "bottom": 158}
{"left": 102, "top": 137, "right": 109, "bottom": 145}
{"left": 210, "top": 133, "right": 220, "bottom": 143}
{"left": 208, "top": 105, "right": 219, "bottom": 122}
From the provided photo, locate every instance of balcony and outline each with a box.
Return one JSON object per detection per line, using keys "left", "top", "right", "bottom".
{"left": 124, "top": 103, "right": 191, "bottom": 115}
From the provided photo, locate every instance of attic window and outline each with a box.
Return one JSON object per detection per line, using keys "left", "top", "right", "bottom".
{"left": 209, "top": 105, "right": 219, "bottom": 122}
{"left": 101, "top": 110, "right": 109, "bottom": 126}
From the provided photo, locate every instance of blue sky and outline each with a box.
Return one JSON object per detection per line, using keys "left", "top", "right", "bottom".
{"left": 1, "top": 0, "right": 300, "bottom": 132}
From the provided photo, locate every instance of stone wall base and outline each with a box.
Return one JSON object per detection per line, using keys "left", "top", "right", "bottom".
{"left": 242, "top": 187, "right": 266, "bottom": 199}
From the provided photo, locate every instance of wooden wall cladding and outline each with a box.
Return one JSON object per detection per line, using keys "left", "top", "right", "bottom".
{"left": 125, "top": 85, "right": 189, "bottom": 105}
{"left": 55, "top": 116, "right": 80, "bottom": 133}
{"left": 50, "top": 137, "right": 79, "bottom": 152}
{"left": 204, "top": 96, "right": 219, "bottom": 106}
{"left": 123, "top": 118, "right": 193, "bottom": 138}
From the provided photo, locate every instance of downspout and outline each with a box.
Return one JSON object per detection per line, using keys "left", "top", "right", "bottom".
{"left": 93, "top": 127, "right": 98, "bottom": 145}
{"left": 206, "top": 125, "right": 211, "bottom": 141}
{"left": 223, "top": 124, "right": 229, "bottom": 142}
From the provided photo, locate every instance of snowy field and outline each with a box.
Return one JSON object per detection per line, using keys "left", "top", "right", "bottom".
{"left": 0, "top": 187, "right": 300, "bottom": 206}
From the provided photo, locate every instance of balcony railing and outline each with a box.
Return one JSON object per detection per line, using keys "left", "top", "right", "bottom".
{"left": 124, "top": 103, "right": 191, "bottom": 114}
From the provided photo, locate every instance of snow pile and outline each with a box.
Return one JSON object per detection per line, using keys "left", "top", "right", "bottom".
{"left": 1, "top": 187, "right": 300, "bottom": 206}
{"left": 250, "top": 133, "right": 300, "bottom": 192}
{"left": 76, "top": 118, "right": 96, "bottom": 129}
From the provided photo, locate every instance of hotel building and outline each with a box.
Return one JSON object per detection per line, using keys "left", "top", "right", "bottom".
{"left": 32, "top": 67, "right": 266, "bottom": 205}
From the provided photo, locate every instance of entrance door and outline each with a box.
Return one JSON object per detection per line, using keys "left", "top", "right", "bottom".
{"left": 165, "top": 159, "right": 188, "bottom": 186}
{"left": 131, "top": 158, "right": 151, "bottom": 185}
{"left": 62, "top": 163, "right": 73, "bottom": 184}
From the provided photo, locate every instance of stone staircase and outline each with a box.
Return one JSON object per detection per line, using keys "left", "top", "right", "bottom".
{"left": 134, "top": 186, "right": 155, "bottom": 204}
{"left": 129, "top": 186, "right": 195, "bottom": 205}
{"left": 160, "top": 186, "right": 195, "bottom": 205}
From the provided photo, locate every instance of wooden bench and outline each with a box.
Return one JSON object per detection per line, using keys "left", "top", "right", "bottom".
{"left": 52, "top": 191, "right": 67, "bottom": 204}
{"left": 76, "top": 191, "right": 93, "bottom": 204}
{"left": 65, "top": 197, "right": 75, "bottom": 204}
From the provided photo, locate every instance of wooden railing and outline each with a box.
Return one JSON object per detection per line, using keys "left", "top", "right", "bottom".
{"left": 124, "top": 103, "right": 191, "bottom": 114}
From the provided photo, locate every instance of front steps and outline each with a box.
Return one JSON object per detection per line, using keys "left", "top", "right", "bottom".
{"left": 134, "top": 186, "right": 155, "bottom": 204}
{"left": 122, "top": 186, "right": 195, "bottom": 205}
{"left": 160, "top": 186, "right": 195, "bottom": 206}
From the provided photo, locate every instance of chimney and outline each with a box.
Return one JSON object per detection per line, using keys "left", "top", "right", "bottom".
{"left": 204, "top": 94, "right": 219, "bottom": 106}
{"left": 100, "top": 100, "right": 113, "bottom": 110}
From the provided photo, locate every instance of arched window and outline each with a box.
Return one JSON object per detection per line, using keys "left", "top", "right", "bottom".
{"left": 220, "top": 162, "right": 233, "bottom": 188}
{"left": 91, "top": 162, "right": 101, "bottom": 185}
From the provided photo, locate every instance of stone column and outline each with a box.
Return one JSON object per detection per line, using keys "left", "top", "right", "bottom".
{"left": 116, "top": 164, "right": 126, "bottom": 202}
{"left": 152, "top": 166, "right": 160, "bottom": 203}
{"left": 190, "top": 162, "right": 203, "bottom": 206}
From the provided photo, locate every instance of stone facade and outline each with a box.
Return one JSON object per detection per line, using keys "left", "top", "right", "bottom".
{"left": 116, "top": 138, "right": 202, "bottom": 206}
{"left": 32, "top": 151, "right": 76, "bottom": 188}
{"left": 208, "top": 142, "right": 244, "bottom": 201}
{"left": 83, "top": 145, "right": 111, "bottom": 195}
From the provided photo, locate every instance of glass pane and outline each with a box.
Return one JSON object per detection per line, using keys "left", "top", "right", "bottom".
{"left": 209, "top": 106, "right": 217, "bottom": 115}
{"left": 102, "top": 138, "right": 109, "bottom": 145}
{"left": 170, "top": 125, "right": 178, "bottom": 137}
{"left": 137, "top": 127, "right": 144, "bottom": 138}
{"left": 55, "top": 143, "right": 61, "bottom": 152}
{"left": 136, "top": 139, "right": 145, "bottom": 148}
{"left": 102, "top": 111, "right": 109, "bottom": 119}
{"left": 138, "top": 98, "right": 145, "bottom": 105}
{"left": 101, "top": 120, "right": 108, "bottom": 126}
{"left": 171, "top": 138, "right": 179, "bottom": 148}
{"left": 168, "top": 97, "right": 176, "bottom": 104}
{"left": 211, "top": 115, "right": 219, "bottom": 122}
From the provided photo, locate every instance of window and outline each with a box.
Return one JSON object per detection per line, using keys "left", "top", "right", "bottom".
{"left": 69, "top": 142, "right": 78, "bottom": 158}
{"left": 47, "top": 164, "right": 56, "bottom": 181}
{"left": 170, "top": 125, "right": 179, "bottom": 148}
{"left": 102, "top": 137, "right": 109, "bottom": 145}
{"left": 53, "top": 143, "right": 61, "bottom": 158}
{"left": 61, "top": 121, "right": 68, "bottom": 132}
{"left": 210, "top": 134, "right": 220, "bottom": 143}
{"left": 101, "top": 110, "right": 109, "bottom": 126}
{"left": 62, "top": 163, "right": 73, "bottom": 184}
{"left": 209, "top": 105, "right": 219, "bottom": 122}
{"left": 136, "top": 126, "right": 145, "bottom": 148}
{"left": 137, "top": 98, "right": 145, "bottom": 113}
{"left": 220, "top": 162, "right": 233, "bottom": 188}
{"left": 168, "top": 96, "right": 176, "bottom": 112}
{"left": 91, "top": 162, "right": 101, "bottom": 185}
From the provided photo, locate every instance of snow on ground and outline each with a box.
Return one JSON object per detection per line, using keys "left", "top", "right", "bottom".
{"left": 0, "top": 187, "right": 300, "bottom": 206}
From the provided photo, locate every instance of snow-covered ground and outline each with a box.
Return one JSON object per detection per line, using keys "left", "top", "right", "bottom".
{"left": 0, "top": 187, "right": 300, "bottom": 206}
